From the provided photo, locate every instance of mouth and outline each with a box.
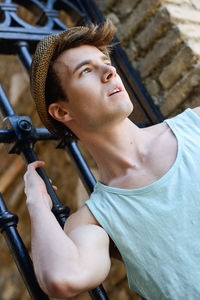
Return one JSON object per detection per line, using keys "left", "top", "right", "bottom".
{"left": 108, "top": 86, "right": 123, "bottom": 96}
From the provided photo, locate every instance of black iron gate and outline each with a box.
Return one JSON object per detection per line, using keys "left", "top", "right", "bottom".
{"left": 0, "top": 1, "right": 163, "bottom": 299}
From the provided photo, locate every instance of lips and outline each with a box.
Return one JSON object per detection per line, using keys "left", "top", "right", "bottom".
{"left": 108, "top": 85, "right": 123, "bottom": 96}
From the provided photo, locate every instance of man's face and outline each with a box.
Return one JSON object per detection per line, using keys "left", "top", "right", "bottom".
{"left": 54, "top": 45, "right": 133, "bottom": 132}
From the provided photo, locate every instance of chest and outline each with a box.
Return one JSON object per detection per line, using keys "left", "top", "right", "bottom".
{"left": 111, "top": 126, "right": 178, "bottom": 189}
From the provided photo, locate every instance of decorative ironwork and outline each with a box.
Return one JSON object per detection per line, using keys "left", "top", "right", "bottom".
{"left": 0, "top": 0, "right": 164, "bottom": 124}
{"left": 0, "top": 1, "right": 162, "bottom": 299}
{"left": 0, "top": 0, "right": 85, "bottom": 54}
{"left": 0, "top": 193, "right": 49, "bottom": 300}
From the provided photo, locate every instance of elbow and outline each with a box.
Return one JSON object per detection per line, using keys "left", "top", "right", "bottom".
{"left": 42, "top": 273, "right": 81, "bottom": 298}
{"left": 46, "top": 281, "right": 75, "bottom": 298}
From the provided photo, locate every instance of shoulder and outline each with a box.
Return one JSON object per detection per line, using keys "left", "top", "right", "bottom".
{"left": 191, "top": 106, "right": 200, "bottom": 117}
{"left": 64, "top": 204, "right": 100, "bottom": 234}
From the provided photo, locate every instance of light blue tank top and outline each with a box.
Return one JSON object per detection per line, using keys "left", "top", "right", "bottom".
{"left": 85, "top": 108, "right": 200, "bottom": 300}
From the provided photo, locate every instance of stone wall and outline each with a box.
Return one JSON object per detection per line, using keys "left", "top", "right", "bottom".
{"left": 95, "top": 0, "right": 200, "bottom": 117}
{"left": 0, "top": 1, "right": 200, "bottom": 300}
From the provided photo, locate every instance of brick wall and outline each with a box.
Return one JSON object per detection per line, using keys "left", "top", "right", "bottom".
{"left": 95, "top": 0, "right": 200, "bottom": 117}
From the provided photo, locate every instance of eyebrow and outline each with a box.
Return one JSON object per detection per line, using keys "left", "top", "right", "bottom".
{"left": 72, "top": 55, "right": 110, "bottom": 74}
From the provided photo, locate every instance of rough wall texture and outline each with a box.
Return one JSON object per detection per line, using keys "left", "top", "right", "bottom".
{"left": 0, "top": 1, "right": 200, "bottom": 300}
{"left": 95, "top": 0, "right": 200, "bottom": 117}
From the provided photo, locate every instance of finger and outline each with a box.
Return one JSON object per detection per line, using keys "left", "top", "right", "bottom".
{"left": 27, "top": 161, "right": 45, "bottom": 171}
{"left": 23, "top": 173, "right": 27, "bottom": 181}
{"left": 49, "top": 178, "right": 57, "bottom": 190}
{"left": 53, "top": 185, "right": 57, "bottom": 191}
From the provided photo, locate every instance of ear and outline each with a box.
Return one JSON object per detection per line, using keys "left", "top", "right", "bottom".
{"left": 48, "top": 101, "right": 73, "bottom": 123}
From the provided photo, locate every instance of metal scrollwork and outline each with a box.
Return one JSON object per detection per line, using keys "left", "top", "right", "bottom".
{"left": 0, "top": 0, "right": 86, "bottom": 54}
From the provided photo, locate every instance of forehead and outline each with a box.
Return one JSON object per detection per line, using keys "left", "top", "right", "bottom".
{"left": 55, "top": 45, "right": 108, "bottom": 74}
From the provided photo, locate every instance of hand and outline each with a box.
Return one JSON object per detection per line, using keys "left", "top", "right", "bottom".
{"left": 24, "top": 161, "right": 53, "bottom": 209}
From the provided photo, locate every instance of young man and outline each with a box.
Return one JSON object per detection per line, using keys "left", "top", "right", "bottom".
{"left": 24, "top": 21, "right": 200, "bottom": 299}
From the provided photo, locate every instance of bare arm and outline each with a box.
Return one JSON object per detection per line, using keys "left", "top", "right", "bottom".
{"left": 24, "top": 161, "right": 111, "bottom": 298}
{"left": 192, "top": 106, "right": 200, "bottom": 116}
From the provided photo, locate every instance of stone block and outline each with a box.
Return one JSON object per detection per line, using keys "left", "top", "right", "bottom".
{"left": 191, "top": 0, "right": 200, "bottom": 10}
{"left": 107, "top": 13, "right": 120, "bottom": 26}
{"left": 109, "top": 288, "right": 131, "bottom": 300}
{"left": 190, "top": 95, "right": 200, "bottom": 108}
{"left": 139, "top": 29, "right": 181, "bottom": 78}
{"left": 135, "top": 3, "right": 200, "bottom": 50}
{"left": 188, "top": 39, "right": 200, "bottom": 55}
{"left": 177, "top": 23, "right": 200, "bottom": 40}
{"left": 145, "top": 78, "right": 161, "bottom": 96}
{"left": 160, "top": 62, "right": 200, "bottom": 116}
{"left": 162, "top": 0, "right": 191, "bottom": 5}
{"left": 94, "top": 0, "right": 117, "bottom": 12}
{"left": 125, "top": 41, "right": 138, "bottom": 61}
{"left": 9, "top": 72, "right": 29, "bottom": 107}
{"left": 117, "top": 0, "right": 161, "bottom": 42}
{"left": 136, "top": 6, "right": 170, "bottom": 50}
{"left": 109, "top": 260, "right": 127, "bottom": 286}
{"left": 165, "top": 3, "right": 200, "bottom": 23}
{"left": 0, "top": 156, "right": 25, "bottom": 193}
{"left": 159, "top": 41, "right": 200, "bottom": 89}
{"left": 114, "top": 0, "right": 140, "bottom": 18}
{"left": 0, "top": 269, "right": 24, "bottom": 300}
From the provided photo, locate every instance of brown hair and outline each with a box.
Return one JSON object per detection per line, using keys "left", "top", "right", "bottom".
{"left": 45, "top": 20, "right": 116, "bottom": 137}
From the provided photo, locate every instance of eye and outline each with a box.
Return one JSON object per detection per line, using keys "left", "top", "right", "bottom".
{"left": 81, "top": 67, "right": 91, "bottom": 75}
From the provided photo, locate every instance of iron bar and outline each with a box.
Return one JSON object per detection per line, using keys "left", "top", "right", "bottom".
{"left": 0, "top": 129, "right": 15, "bottom": 142}
{"left": 65, "top": 141, "right": 96, "bottom": 194}
{"left": 21, "top": 144, "right": 70, "bottom": 228}
{"left": 20, "top": 143, "right": 109, "bottom": 300}
{"left": 0, "top": 128, "right": 57, "bottom": 143}
{"left": 56, "top": 139, "right": 96, "bottom": 195}
{"left": 0, "top": 193, "right": 49, "bottom": 300}
{"left": 17, "top": 41, "right": 32, "bottom": 73}
{"left": 89, "top": 286, "right": 109, "bottom": 300}
{"left": 0, "top": 85, "right": 70, "bottom": 228}
{"left": 35, "top": 128, "right": 58, "bottom": 140}
{"left": 0, "top": 84, "right": 15, "bottom": 117}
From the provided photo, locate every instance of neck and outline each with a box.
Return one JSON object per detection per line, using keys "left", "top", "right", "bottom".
{"left": 77, "top": 118, "right": 151, "bottom": 185}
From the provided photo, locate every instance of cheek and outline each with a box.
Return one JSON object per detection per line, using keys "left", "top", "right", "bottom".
{"left": 70, "top": 77, "right": 102, "bottom": 103}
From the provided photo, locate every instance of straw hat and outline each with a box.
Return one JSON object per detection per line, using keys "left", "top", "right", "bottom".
{"left": 30, "top": 29, "right": 72, "bottom": 137}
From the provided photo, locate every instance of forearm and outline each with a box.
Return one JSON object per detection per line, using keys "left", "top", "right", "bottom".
{"left": 24, "top": 162, "right": 110, "bottom": 298}
{"left": 27, "top": 197, "right": 80, "bottom": 297}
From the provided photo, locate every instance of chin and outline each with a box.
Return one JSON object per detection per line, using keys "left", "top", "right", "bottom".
{"left": 121, "top": 99, "right": 134, "bottom": 117}
{"left": 129, "top": 101, "right": 134, "bottom": 113}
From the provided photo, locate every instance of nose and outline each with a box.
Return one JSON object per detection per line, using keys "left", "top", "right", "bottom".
{"left": 102, "top": 65, "right": 117, "bottom": 82}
